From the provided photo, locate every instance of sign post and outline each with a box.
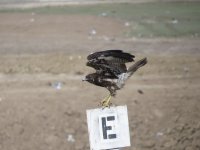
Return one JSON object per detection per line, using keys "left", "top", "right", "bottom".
{"left": 86, "top": 105, "right": 131, "bottom": 150}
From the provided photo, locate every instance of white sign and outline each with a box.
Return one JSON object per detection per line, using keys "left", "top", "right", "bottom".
{"left": 86, "top": 105, "right": 131, "bottom": 150}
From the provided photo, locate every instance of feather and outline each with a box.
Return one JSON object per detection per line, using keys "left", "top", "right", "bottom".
{"left": 87, "top": 50, "right": 135, "bottom": 63}
{"left": 127, "top": 57, "right": 147, "bottom": 77}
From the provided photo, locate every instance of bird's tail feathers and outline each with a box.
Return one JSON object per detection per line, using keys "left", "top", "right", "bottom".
{"left": 127, "top": 57, "right": 147, "bottom": 78}
{"left": 116, "top": 57, "right": 147, "bottom": 89}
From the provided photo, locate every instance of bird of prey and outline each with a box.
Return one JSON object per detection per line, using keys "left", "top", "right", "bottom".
{"left": 83, "top": 50, "right": 147, "bottom": 108}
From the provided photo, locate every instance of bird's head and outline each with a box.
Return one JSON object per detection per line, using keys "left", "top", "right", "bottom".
{"left": 82, "top": 74, "right": 95, "bottom": 83}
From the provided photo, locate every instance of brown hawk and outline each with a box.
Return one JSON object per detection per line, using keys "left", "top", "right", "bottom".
{"left": 83, "top": 50, "right": 147, "bottom": 108}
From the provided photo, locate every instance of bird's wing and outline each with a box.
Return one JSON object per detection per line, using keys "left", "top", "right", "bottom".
{"left": 86, "top": 60, "right": 118, "bottom": 78}
{"left": 87, "top": 50, "right": 135, "bottom": 76}
{"left": 87, "top": 50, "right": 135, "bottom": 63}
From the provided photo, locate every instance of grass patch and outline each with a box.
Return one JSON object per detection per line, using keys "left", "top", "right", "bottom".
{"left": 1, "top": 2, "right": 200, "bottom": 38}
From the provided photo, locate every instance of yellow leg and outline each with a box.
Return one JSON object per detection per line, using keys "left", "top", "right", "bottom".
{"left": 100, "top": 94, "right": 112, "bottom": 108}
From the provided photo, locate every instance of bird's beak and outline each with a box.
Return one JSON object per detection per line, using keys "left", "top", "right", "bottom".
{"left": 82, "top": 77, "right": 87, "bottom": 81}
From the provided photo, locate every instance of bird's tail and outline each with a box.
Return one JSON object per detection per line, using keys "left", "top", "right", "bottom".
{"left": 127, "top": 57, "right": 147, "bottom": 78}
{"left": 116, "top": 57, "right": 147, "bottom": 89}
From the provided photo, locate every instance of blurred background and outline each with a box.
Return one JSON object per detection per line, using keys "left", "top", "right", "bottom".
{"left": 0, "top": 0, "right": 200, "bottom": 150}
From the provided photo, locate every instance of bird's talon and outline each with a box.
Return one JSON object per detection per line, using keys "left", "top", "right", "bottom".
{"left": 99, "top": 94, "right": 112, "bottom": 108}
{"left": 101, "top": 100, "right": 112, "bottom": 108}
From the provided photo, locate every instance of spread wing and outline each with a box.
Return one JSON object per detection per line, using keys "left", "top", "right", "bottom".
{"left": 86, "top": 50, "right": 135, "bottom": 78}
{"left": 87, "top": 50, "right": 135, "bottom": 63}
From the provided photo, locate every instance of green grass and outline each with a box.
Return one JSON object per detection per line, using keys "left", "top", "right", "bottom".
{"left": 1, "top": 2, "right": 200, "bottom": 38}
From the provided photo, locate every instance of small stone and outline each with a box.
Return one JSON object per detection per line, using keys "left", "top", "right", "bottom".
{"left": 64, "top": 110, "right": 72, "bottom": 116}
{"left": 89, "top": 28, "right": 97, "bottom": 35}
{"left": 100, "top": 12, "right": 107, "bottom": 17}
{"left": 67, "top": 134, "right": 75, "bottom": 143}
{"left": 134, "top": 99, "right": 138, "bottom": 104}
{"left": 137, "top": 89, "right": 144, "bottom": 94}
{"left": 124, "top": 22, "right": 130, "bottom": 27}
{"left": 69, "top": 56, "right": 73, "bottom": 60}
{"left": 156, "top": 132, "right": 164, "bottom": 137}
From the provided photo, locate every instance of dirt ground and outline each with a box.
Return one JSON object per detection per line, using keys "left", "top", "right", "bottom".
{"left": 0, "top": 12, "right": 200, "bottom": 150}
